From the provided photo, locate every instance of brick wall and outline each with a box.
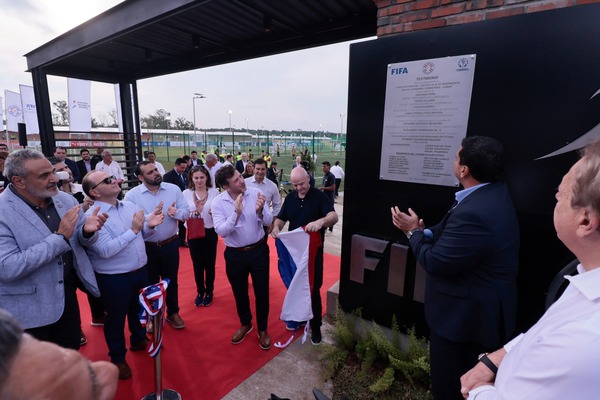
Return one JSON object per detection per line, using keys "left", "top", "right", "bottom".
{"left": 374, "top": 0, "right": 600, "bottom": 35}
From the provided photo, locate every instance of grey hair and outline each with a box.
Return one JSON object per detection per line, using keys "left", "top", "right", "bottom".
{"left": 205, "top": 153, "right": 217, "bottom": 162}
{"left": 4, "top": 149, "right": 45, "bottom": 181}
{"left": 0, "top": 309, "right": 23, "bottom": 392}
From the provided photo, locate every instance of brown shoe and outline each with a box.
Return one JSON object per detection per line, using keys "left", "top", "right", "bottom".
{"left": 130, "top": 336, "right": 149, "bottom": 351}
{"left": 231, "top": 324, "right": 253, "bottom": 344}
{"left": 166, "top": 313, "right": 185, "bottom": 329}
{"left": 258, "top": 330, "right": 271, "bottom": 350}
{"left": 115, "top": 361, "right": 132, "bottom": 380}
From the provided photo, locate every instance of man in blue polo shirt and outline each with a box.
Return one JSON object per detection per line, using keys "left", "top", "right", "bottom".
{"left": 272, "top": 167, "right": 338, "bottom": 345}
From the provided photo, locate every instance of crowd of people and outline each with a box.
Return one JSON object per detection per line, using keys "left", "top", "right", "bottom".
{"left": 4, "top": 135, "right": 598, "bottom": 400}
{"left": 0, "top": 144, "right": 342, "bottom": 395}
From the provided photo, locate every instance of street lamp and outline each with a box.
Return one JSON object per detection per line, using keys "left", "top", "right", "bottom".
{"left": 229, "top": 110, "right": 234, "bottom": 155}
{"left": 193, "top": 93, "right": 206, "bottom": 150}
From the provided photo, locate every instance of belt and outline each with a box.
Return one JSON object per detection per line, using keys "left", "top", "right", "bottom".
{"left": 145, "top": 234, "right": 179, "bottom": 247}
{"left": 227, "top": 236, "right": 266, "bottom": 252}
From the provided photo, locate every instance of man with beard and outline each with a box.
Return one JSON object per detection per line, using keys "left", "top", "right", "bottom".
{"left": 124, "top": 161, "right": 189, "bottom": 330}
{"left": 0, "top": 149, "right": 107, "bottom": 349}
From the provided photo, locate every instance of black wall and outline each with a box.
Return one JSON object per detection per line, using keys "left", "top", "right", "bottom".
{"left": 340, "top": 4, "right": 600, "bottom": 336}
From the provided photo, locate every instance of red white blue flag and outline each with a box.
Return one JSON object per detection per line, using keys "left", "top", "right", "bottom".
{"left": 274, "top": 227, "right": 321, "bottom": 347}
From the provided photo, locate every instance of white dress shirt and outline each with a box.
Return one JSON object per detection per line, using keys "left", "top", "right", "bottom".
{"left": 211, "top": 187, "right": 272, "bottom": 247}
{"left": 95, "top": 160, "right": 125, "bottom": 181}
{"left": 153, "top": 161, "right": 166, "bottom": 176}
{"left": 182, "top": 188, "right": 219, "bottom": 228}
{"left": 83, "top": 200, "right": 157, "bottom": 274}
{"left": 124, "top": 182, "right": 189, "bottom": 242}
{"left": 330, "top": 165, "right": 345, "bottom": 180}
{"left": 244, "top": 176, "right": 281, "bottom": 216}
{"left": 468, "top": 264, "right": 600, "bottom": 400}
{"left": 204, "top": 162, "right": 223, "bottom": 188}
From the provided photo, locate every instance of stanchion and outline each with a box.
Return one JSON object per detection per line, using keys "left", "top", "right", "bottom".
{"left": 139, "top": 280, "right": 181, "bottom": 400}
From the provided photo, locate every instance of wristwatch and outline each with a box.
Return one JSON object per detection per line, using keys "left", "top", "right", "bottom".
{"left": 406, "top": 228, "right": 421, "bottom": 239}
{"left": 478, "top": 353, "right": 498, "bottom": 375}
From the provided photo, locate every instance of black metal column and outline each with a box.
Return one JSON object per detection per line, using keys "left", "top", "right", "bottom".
{"left": 31, "top": 68, "right": 55, "bottom": 156}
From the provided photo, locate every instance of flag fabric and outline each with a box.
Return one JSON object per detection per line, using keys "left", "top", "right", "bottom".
{"left": 139, "top": 279, "right": 169, "bottom": 357}
{"left": 274, "top": 227, "right": 322, "bottom": 348}
{"left": 19, "top": 85, "right": 39, "bottom": 134}
{"left": 68, "top": 78, "right": 91, "bottom": 133}
{"left": 5, "top": 90, "right": 22, "bottom": 132}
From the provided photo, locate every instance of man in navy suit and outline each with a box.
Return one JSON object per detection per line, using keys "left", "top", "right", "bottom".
{"left": 391, "top": 136, "right": 520, "bottom": 400}
{"left": 54, "top": 146, "right": 80, "bottom": 183}
{"left": 163, "top": 158, "right": 189, "bottom": 246}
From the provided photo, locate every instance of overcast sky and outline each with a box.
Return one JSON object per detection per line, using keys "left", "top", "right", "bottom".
{"left": 0, "top": 0, "right": 372, "bottom": 133}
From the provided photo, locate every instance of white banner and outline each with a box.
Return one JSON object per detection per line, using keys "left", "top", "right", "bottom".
{"left": 4, "top": 90, "right": 23, "bottom": 132}
{"left": 68, "top": 78, "right": 91, "bottom": 133}
{"left": 19, "top": 85, "right": 39, "bottom": 135}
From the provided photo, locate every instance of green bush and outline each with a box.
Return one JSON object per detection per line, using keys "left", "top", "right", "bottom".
{"left": 320, "top": 302, "right": 432, "bottom": 399}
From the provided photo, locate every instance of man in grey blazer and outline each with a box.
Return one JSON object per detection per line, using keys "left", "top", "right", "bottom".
{"left": 0, "top": 149, "right": 108, "bottom": 349}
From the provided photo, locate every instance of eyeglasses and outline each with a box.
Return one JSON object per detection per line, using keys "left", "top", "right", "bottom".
{"left": 91, "top": 175, "right": 116, "bottom": 190}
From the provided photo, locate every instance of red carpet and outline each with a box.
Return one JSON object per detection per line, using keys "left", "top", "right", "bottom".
{"left": 79, "top": 236, "right": 340, "bottom": 399}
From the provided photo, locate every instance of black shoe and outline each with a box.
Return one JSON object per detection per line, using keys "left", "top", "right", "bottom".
{"left": 311, "top": 326, "right": 322, "bottom": 345}
{"left": 201, "top": 293, "right": 213, "bottom": 307}
{"left": 194, "top": 293, "right": 204, "bottom": 307}
{"left": 130, "top": 336, "right": 149, "bottom": 351}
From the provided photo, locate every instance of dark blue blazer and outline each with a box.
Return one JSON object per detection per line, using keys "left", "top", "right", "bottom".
{"left": 163, "top": 169, "right": 187, "bottom": 191}
{"left": 409, "top": 182, "right": 520, "bottom": 348}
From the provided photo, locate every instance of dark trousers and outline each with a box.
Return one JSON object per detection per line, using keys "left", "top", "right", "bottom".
{"left": 429, "top": 331, "right": 492, "bottom": 400}
{"left": 310, "top": 247, "right": 324, "bottom": 330}
{"left": 76, "top": 275, "right": 104, "bottom": 319}
{"left": 189, "top": 228, "right": 218, "bottom": 295}
{"left": 224, "top": 241, "right": 270, "bottom": 331}
{"left": 95, "top": 267, "right": 149, "bottom": 363}
{"left": 144, "top": 239, "right": 180, "bottom": 316}
{"left": 26, "top": 270, "right": 81, "bottom": 350}
{"left": 334, "top": 178, "right": 341, "bottom": 197}
{"left": 178, "top": 220, "right": 187, "bottom": 243}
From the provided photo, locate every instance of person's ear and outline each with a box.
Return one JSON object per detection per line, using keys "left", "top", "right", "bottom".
{"left": 577, "top": 208, "right": 600, "bottom": 237}
{"left": 10, "top": 175, "right": 26, "bottom": 189}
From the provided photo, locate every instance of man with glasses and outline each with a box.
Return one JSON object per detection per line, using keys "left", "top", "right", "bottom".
{"left": 0, "top": 149, "right": 107, "bottom": 350}
{"left": 82, "top": 170, "right": 164, "bottom": 379}
{"left": 125, "top": 161, "right": 189, "bottom": 330}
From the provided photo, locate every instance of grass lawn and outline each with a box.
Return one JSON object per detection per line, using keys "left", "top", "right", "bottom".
{"left": 151, "top": 146, "right": 347, "bottom": 193}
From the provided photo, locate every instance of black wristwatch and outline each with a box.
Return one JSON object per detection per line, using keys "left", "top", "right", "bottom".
{"left": 478, "top": 353, "right": 498, "bottom": 375}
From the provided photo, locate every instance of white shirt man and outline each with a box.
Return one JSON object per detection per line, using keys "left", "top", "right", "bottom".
{"left": 204, "top": 153, "right": 223, "bottom": 188}
{"left": 95, "top": 151, "right": 125, "bottom": 184}
{"left": 245, "top": 159, "right": 281, "bottom": 218}
{"left": 147, "top": 152, "right": 166, "bottom": 176}
{"left": 460, "top": 141, "right": 600, "bottom": 400}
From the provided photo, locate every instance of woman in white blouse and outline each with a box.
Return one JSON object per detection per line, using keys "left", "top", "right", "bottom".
{"left": 183, "top": 165, "right": 220, "bottom": 307}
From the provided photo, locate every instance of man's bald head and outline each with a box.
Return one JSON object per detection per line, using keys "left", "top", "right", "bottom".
{"left": 290, "top": 167, "right": 310, "bottom": 197}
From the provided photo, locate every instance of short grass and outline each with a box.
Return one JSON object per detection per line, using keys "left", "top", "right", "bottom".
{"left": 151, "top": 145, "right": 347, "bottom": 192}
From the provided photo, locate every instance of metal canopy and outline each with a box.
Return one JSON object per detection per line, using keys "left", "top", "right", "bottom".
{"left": 25, "top": 0, "right": 377, "bottom": 84}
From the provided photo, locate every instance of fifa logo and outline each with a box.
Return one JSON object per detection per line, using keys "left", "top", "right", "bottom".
{"left": 391, "top": 67, "right": 408, "bottom": 75}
